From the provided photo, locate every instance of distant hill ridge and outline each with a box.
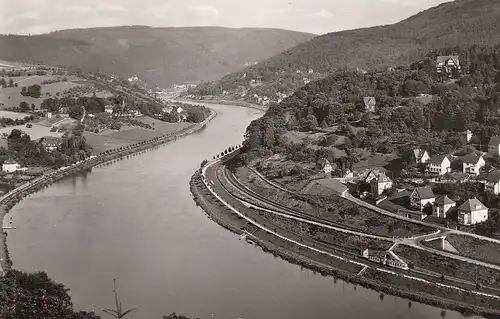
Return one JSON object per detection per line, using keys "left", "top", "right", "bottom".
{"left": 189, "top": 0, "right": 500, "bottom": 106}
{"left": 0, "top": 26, "right": 315, "bottom": 87}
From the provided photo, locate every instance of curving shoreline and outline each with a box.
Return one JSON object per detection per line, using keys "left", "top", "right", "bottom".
{"left": 177, "top": 98, "right": 268, "bottom": 112}
{"left": 0, "top": 109, "right": 217, "bottom": 273}
{"left": 189, "top": 165, "right": 500, "bottom": 318}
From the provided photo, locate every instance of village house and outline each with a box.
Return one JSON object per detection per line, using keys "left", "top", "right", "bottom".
{"left": 104, "top": 105, "right": 114, "bottom": 114}
{"left": 40, "top": 136, "right": 63, "bottom": 152}
{"left": 484, "top": 170, "right": 500, "bottom": 195}
{"left": 427, "top": 155, "right": 451, "bottom": 175}
{"left": 433, "top": 195, "right": 456, "bottom": 218}
{"left": 436, "top": 55, "right": 461, "bottom": 78}
{"left": 457, "top": 198, "right": 488, "bottom": 226}
{"left": 413, "top": 149, "right": 430, "bottom": 164}
{"left": 321, "top": 159, "right": 333, "bottom": 175}
{"left": 462, "top": 154, "right": 485, "bottom": 176}
{"left": 410, "top": 186, "right": 435, "bottom": 211}
{"left": 464, "top": 129, "right": 473, "bottom": 143}
{"left": 363, "top": 97, "right": 376, "bottom": 113}
{"left": 488, "top": 136, "right": 500, "bottom": 156}
{"left": 369, "top": 172, "right": 393, "bottom": 196}
{"left": 2, "top": 159, "right": 21, "bottom": 173}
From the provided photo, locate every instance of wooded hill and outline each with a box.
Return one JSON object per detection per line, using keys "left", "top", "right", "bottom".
{"left": 190, "top": 0, "right": 500, "bottom": 105}
{"left": 0, "top": 26, "right": 315, "bottom": 87}
{"left": 240, "top": 45, "right": 500, "bottom": 170}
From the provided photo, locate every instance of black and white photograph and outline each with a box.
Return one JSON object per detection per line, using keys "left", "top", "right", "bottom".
{"left": 1, "top": 0, "right": 500, "bottom": 318}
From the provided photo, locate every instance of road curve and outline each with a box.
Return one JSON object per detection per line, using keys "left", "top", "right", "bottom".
{"left": 208, "top": 160, "right": 500, "bottom": 272}
{"left": 200, "top": 156, "right": 500, "bottom": 301}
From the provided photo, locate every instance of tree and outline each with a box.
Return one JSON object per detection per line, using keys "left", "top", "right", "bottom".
{"left": 305, "top": 114, "right": 318, "bottom": 131}
{"left": 8, "top": 78, "right": 14, "bottom": 87}
{"left": 19, "top": 101, "right": 30, "bottom": 112}
{"left": 69, "top": 105, "right": 84, "bottom": 120}
{"left": 0, "top": 270, "right": 75, "bottom": 319}
{"left": 0, "top": 77, "right": 6, "bottom": 88}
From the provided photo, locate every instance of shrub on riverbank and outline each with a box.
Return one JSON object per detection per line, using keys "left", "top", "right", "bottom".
{"left": 0, "top": 270, "right": 100, "bottom": 318}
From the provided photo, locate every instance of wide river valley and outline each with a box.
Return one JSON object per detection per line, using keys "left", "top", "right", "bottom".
{"left": 6, "top": 103, "right": 479, "bottom": 319}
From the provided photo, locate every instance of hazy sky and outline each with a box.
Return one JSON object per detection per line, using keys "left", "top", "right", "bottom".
{"left": 0, "top": 0, "right": 453, "bottom": 35}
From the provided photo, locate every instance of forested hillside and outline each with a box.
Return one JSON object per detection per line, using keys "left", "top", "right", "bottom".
{"left": 188, "top": 0, "right": 500, "bottom": 106}
{"left": 239, "top": 45, "right": 500, "bottom": 173}
{"left": 0, "top": 26, "right": 315, "bottom": 88}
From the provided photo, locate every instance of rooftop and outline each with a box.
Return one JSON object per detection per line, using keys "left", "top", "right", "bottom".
{"left": 461, "top": 154, "right": 483, "bottom": 165}
{"left": 413, "top": 186, "right": 435, "bottom": 200}
{"left": 429, "top": 154, "right": 448, "bottom": 165}
{"left": 489, "top": 136, "right": 500, "bottom": 146}
{"left": 3, "top": 159, "right": 18, "bottom": 165}
{"left": 486, "top": 170, "right": 500, "bottom": 183}
{"left": 363, "top": 97, "right": 376, "bottom": 106}
{"left": 458, "top": 198, "right": 487, "bottom": 212}
{"left": 436, "top": 55, "right": 460, "bottom": 65}
{"left": 435, "top": 195, "right": 455, "bottom": 206}
{"left": 40, "top": 136, "right": 63, "bottom": 145}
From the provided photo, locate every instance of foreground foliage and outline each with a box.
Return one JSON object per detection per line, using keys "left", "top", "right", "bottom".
{"left": 0, "top": 270, "right": 197, "bottom": 319}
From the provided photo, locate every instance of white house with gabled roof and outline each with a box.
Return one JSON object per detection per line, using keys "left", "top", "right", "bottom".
{"left": 457, "top": 198, "right": 488, "bottom": 226}
{"left": 413, "top": 149, "right": 430, "bottom": 164}
{"left": 484, "top": 170, "right": 500, "bottom": 195}
{"left": 433, "top": 195, "right": 456, "bottom": 218}
{"left": 462, "top": 154, "right": 485, "bottom": 176}
{"left": 427, "top": 155, "right": 451, "bottom": 175}
{"left": 488, "top": 136, "right": 500, "bottom": 156}
{"left": 2, "top": 159, "right": 21, "bottom": 173}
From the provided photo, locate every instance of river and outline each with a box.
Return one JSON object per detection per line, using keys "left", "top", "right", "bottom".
{"left": 6, "top": 103, "right": 476, "bottom": 319}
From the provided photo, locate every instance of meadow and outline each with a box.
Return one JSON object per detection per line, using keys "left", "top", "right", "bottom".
{"left": 0, "top": 124, "right": 64, "bottom": 140}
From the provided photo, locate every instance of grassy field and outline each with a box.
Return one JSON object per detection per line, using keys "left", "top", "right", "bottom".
{"left": 82, "top": 132, "right": 132, "bottom": 154}
{"left": 0, "top": 75, "right": 82, "bottom": 110}
{"left": 136, "top": 116, "right": 192, "bottom": 134}
{"left": 35, "top": 117, "right": 75, "bottom": 128}
{"left": 0, "top": 124, "right": 64, "bottom": 140}
{"left": 394, "top": 244, "right": 500, "bottom": 289}
{"left": 0, "top": 60, "right": 22, "bottom": 68}
{"left": 255, "top": 208, "right": 393, "bottom": 252}
{"left": 235, "top": 166, "right": 435, "bottom": 238}
{"left": 0, "top": 110, "right": 31, "bottom": 120}
{"left": 445, "top": 234, "right": 500, "bottom": 266}
{"left": 83, "top": 120, "right": 190, "bottom": 154}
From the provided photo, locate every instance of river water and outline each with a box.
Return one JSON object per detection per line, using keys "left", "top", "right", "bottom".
{"left": 7, "top": 103, "right": 475, "bottom": 319}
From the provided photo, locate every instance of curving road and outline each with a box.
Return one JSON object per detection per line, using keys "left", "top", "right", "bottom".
{"left": 201, "top": 156, "right": 500, "bottom": 299}
{"left": 204, "top": 157, "right": 500, "bottom": 274}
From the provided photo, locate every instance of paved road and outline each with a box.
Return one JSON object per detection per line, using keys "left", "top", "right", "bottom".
{"left": 201, "top": 158, "right": 500, "bottom": 299}
{"left": 14, "top": 75, "right": 37, "bottom": 84}
{"left": 250, "top": 167, "right": 500, "bottom": 245}
{"left": 208, "top": 162, "right": 500, "bottom": 272}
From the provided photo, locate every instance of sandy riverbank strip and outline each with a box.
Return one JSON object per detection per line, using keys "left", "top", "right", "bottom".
{"left": 0, "top": 109, "right": 217, "bottom": 274}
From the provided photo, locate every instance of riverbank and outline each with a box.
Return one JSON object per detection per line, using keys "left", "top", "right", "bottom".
{"left": 190, "top": 166, "right": 500, "bottom": 318}
{"left": 0, "top": 109, "right": 217, "bottom": 273}
{"left": 177, "top": 98, "right": 268, "bottom": 112}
